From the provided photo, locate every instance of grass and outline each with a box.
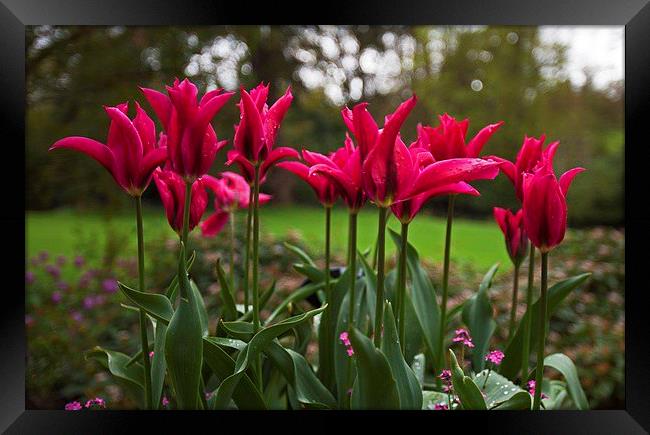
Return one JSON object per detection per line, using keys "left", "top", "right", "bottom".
{"left": 26, "top": 206, "right": 512, "bottom": 271}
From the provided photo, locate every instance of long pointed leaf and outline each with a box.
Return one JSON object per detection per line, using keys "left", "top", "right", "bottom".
{"left": 212, "top": 305, "right": 327, "bottom": 409}
{"left": 381, "top": 301, "right": 423, "bottom": 409}
{"left": 462, "top": 263, "right": 499, "bottom": 372}
{"left": 348, "top": 328, "right": 400, "bottom": 409}
{"left": 500, "top": 273, "right": 591, "bottom": 379}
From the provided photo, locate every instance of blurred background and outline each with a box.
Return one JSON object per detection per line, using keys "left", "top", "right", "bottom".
{"left": 25, "top": 25, "right": 624, "bottom": 409}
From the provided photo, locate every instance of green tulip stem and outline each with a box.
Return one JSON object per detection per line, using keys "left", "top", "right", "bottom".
{"left": 397, "top": 221, "right": 409, "bottom": 352}
{"left": 251, "top": 163, "right": 263, "bottom": 390}
{"left": 181, "top": 181, "right": 192, "bottom": 261}
{"left": 345, "top": 210, "right": 358, "bottom": 408}
{"left": 135, "top": 195, "right": 152, "bottom": 409}
{"left": 346, "top": 211, "right": 358, "bottom": 331}
{"left": 243, "top": 188, "right": 254, "bottom": 313}
{"left": 438, "top": 194, "right": 456, "bottom": 368}
{"left": 508, "top": 263, "right": 521, "bottom": 341}
{"left": 521, "top": 243, "right": 535, "bottom": 382}
{"left": 373, "top": 206, "right": 388, "bottom": 348}
{"left": 229, "top": 211, "right": 236, "bottom": 293}
{"left": 533, "top": 251, "right": 549, "bottom": 410}
{"left": 324, "top": 205, "right": 332, "bottom": 306}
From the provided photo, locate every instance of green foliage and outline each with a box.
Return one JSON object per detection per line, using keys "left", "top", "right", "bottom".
{"left": 500, "top": 273, "right": 591, "bottom": 379}
{"left": 543, "top": 353, "right": 589, "bottom": 410}
{"left": 462, "top": 263, "right": 499, "bottom": 371}
{"left": 163, "top": 245, "right": 204, "bottom": 409}
{"left": 348, "top": 328, "right": 401, "bottom": 409}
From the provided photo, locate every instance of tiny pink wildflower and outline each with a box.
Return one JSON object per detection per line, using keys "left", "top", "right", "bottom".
{"left": 339, "top": 330, "right": 354, "bottom": 357}
{"left": 84, "top": 397, "right": 106, "bottom": 409}
{"left": 438, "top": 369, "right": 452, "bottom": 382}
{"left": 149, "top": 351, "right": 155, "bottom": 359}
{"left": 433, "top": 402, "right": 449, "bottom": 410}
{"left": 485, "top": 350, "right": 505, "bottom": 365}
{"left": 452, "top": 328, "right": 475, "bottom": 348}
{"left": 65, "top": 401, "right": 82, "bottom": 411}
{"left": 162, "top": 396, "right": 170, "bottom": 407}
{"left": 527, "top": 380, "right": 548, "bottom": 399}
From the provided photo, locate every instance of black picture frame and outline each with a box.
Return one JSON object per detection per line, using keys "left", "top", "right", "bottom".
{"left": 4, "top": 0, "right": 649, "bottom": 432}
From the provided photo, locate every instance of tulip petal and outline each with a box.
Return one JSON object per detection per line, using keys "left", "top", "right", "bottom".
{"left": 235, "top": 88, "right": 265, "bottom": 161}
{"left": 200, "top": 211, "right": 230, "bottom": 237}
{"left": 350, "top": 102, "right": 379, "bottom": 158}
{"left": 466, "top": 121, "right": 504, "bottom": 157}
{"left": 197, "top": 91, "right": 234, "bottom": 132}
{"left": 559, "top": 167, "right": 585, "bottom": 197}
{"left": 136, "top": 146, "right": 168, "bottom": 190}
{"left": 411, "top": 158, "right": 500, "bottom": 197}
{"left": 260, "top": 146, "right": 300, "bottom": 179}
{"left": 133, "top": 102, "right": 157, "bottom": 154}
{"left": 49, "top": 137, "right": 115, "bottom": 174}
{"left": 105, "top": 106, "right": 144, "bottom": 183}
{"left": 140, "top": 87, "right": 173, "bottom": 131}
{"left": 226, "top": 150, "right": 255, "bottom": 184}
{"left": 264, "top": 86, "right": 293, "bottom": 150}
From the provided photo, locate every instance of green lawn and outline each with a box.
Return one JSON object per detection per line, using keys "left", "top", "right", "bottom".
{"left": 26, "top": 206, "right": 512, "bottom": 270}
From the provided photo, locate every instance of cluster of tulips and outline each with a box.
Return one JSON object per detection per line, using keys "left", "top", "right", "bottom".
{"left": 50, "top": 76, "right": 589, "bottom": 410}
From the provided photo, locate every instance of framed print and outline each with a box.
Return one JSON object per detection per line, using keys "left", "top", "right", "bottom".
{"left": 3, "top": 0, "right": 650, "bottom": 432}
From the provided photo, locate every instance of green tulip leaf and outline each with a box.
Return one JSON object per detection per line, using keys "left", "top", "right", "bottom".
{"left": 473, "top": 369, "right": 526, "bottom": 409}
{"left": 389, "top": 229, "right": 441, "bottom": 373}
{"left": 220, "top": 320, "right": 256, "bottom": 341}
{"left": 211, "top": 305, "right": 327, "bottom": 410}
{"left": 86, "top": 347, "right": 143, "bottom": 406}
{"left": 150, "top": 321, "right": 167, "bottom": 409}
{"left": 118, "top": 282, "right": 173, "bottom": 325}
{"left": 164, "top": 243, "right": 204, "bottom": 409}
{"left": 500, "top": 273, "right": 591, "bottom": 379}
{"left": 543, "top": 353, "right": 589, "bottom": 410}
{"left": 264, "top": 340, "right": 337, "bottom": 409}
{"left": 422, "top": 390, "right": 451, "bottom": 410}
{"left": 380, "top": 301, "right": 423, "bottom": 409}
{"left": 266, "top": 281, "right": 324, "bottom": 324}
{"left": 293, "top": 264, "right": 325, "bottom": 283}
{"left": 165, "top": 250, "right": 196, "bottom": 300}
{"left": 215, "top": 258, "right": 238, "bottom": 321}
{"left": 462, "top": 263, "right": 499, "bottom": 372}
{"left": 284, "top": 241, "right": 316, "bottom": 266}
{"left": 348, "top": 328, "right": 401, "bottom": 409}
{"left": 449, "top": 349, "right": 487, "bottom": 410}
{"left": 202, "top": 337, "right": 266, "bottom": 409}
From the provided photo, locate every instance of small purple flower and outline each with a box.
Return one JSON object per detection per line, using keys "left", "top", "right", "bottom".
{"left": 56, "top": 281, "right": 70, "bottom": 291}
{"left": 339, "top": 331, "right": 354, "bottom": 357}
{"left": 84, "top": 397, "right": 106, "bottom": 409}
{"left": 433, "top": 402, "right": 449, "bottom": 410}
{"left": 51, "top": 291, "right": 63, "bottom": 304}
{"left": 45, "top": 264, "right": 61, "bottom": 279}
{"left": 485, "top": 350, "right": 505, "bottom": 366}
{"left": 70, "top": 310, "right": 84, "bottom": 323}
{"left": 56, "top": 255, "right": 67, "bottom": 267}
{"left": 443, "top": 384, "right": 453, "bottom": 394}
{"left": 452, "top": 328, "right": 475, "bottom": 348}
{"left": 38, "top": 251, "right": 49, "bottom": 262}
{"left": 74, "top": 256, "right": 85, "bottom": 268}
{"left": 65, "top": 401, "right": 82, "bottom": 411}
{"left": 25, "top": 314, "right": 35, "bottom": 327}
{"left": 439, "top": 369, "right": 452, "bottom": 382}
{"left": 162, "top": 396, "right": 170, "bottom": 407}
{"left": 83, "top": 296, "right": 95, "bottom": 310}
{"left": 527, "top": 380, "right": 548, "bottom": 399}
{"left": 25, "top": 271, "right": 35, "bottom": 285}
{"left": 102, "top": 278, "right": 118, "bottom": 293}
